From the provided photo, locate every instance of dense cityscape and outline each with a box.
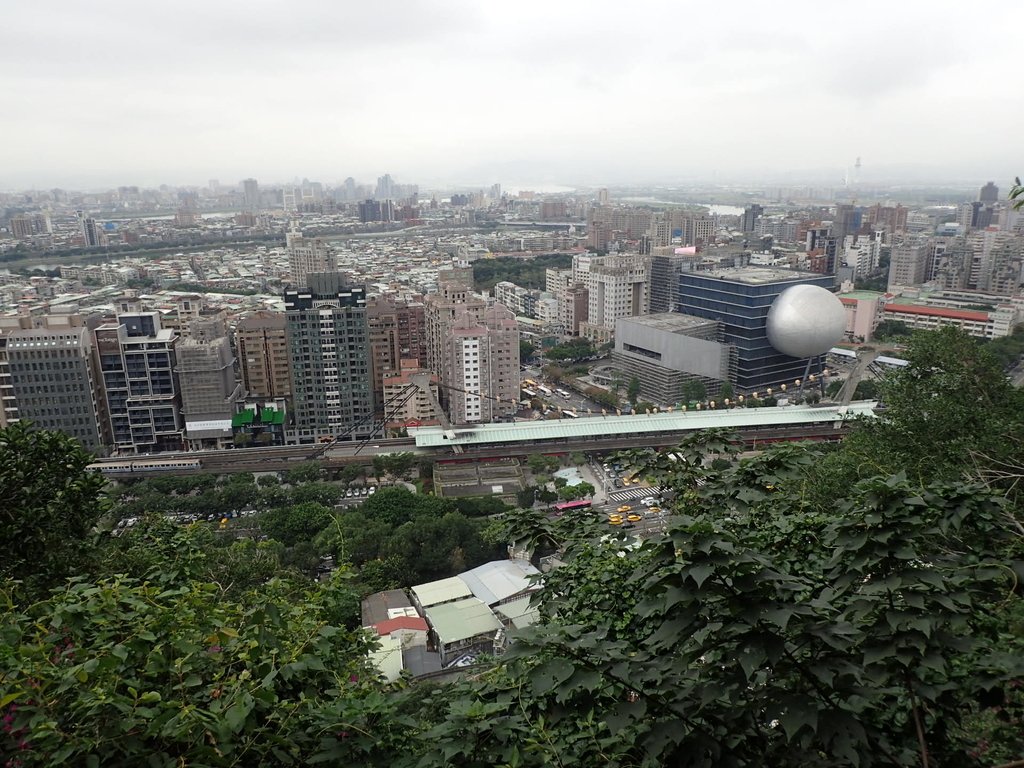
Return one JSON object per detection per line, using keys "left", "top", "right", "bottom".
{"left": 4, "top": 1, "right": 1024, "bottom": 765}
{"left": 2, "top": 176, "right": 1022, "bottom": 456}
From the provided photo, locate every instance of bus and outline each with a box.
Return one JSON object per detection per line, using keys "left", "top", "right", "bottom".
{"left": 537, "top": 385, "right": 553, "bottom": 395}
{"left": 521, "top": 387, "right": 538, "bottom": 398}
{"left": 552, "top": 499, "right": 592, "bottom": 515}
{"left": 523, "top": 378, "right": 537, "bottom": 388}
{"left": 562, "top": 410, "right": 579, "bottom": 418}
{"left": 556, "top": 389, "right": 571, "bottom": 399}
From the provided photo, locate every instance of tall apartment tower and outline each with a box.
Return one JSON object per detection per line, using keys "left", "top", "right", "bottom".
{"left": 979, "top": 182, "right": 999, "bottom": 203}
{"left": 242, "top": 178, "right": 260, "bottom": 209}
{"left": 176, "top": 333, "right": 244, "bottom": 449}
{"left": 367, "top": 297, "right": 402, "bottom": 413}
{"left": 235, "top": 311, "right": 292, "bottom": 402}
{"left": 425, "top": 268, "right": 521, "bottom": 422}
{"left": 442, "top": 303, "right": 520, "bottom": 424}
{"left": 77, "top": 210, "right": 99, "bottom": 247}
{"left": 741, "top": 205, "right": 764, "bottom": 233}
{"left": 425, "top": 268, "right": 487, "bottom": 382}
{"left": 4, "top": 325, "right": 108, "bottom": 452}
{"left": 284, "top": 273, "right": 374, "bottom": 443}
{"left": 583, "top": 254, "right": 650, "bottom": 333}
{"left": 648, "top": 253, "right": 686, "bottom": 314}
{"left": 286, "top": 222, "right": 336, "bottom": 289}
{"left": 94, "top": 312, "right": 182, "bottom": 454}
{"left": 397, "top": 301, "right": 427, "bottom": 367}
{"left": 887, "top": 238, "right": 931, "bottom": 291}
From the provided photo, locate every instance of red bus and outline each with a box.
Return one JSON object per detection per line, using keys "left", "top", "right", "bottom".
{"left": 552, "top": 500, "right": 592, "bottom": 515}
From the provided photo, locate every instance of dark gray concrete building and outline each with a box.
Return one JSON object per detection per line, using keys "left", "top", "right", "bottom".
{"left": 5, "top": 325, "right": 107, "bottom": 452}
{"left": 284, "top": 272, "right": 374, "bottom": 444}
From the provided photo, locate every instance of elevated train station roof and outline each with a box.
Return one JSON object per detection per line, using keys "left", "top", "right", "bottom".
{"left": 408, "top": 401, "right": 878, "bottom": 449}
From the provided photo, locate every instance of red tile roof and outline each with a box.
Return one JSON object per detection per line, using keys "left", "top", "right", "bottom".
{"left": 375, "top": 616, "right": 428, "bottom": 635}
{"left": 883, "top": 304, "right": 988, "bottom": 322}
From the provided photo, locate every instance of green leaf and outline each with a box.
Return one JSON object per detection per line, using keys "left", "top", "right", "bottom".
{"left": 139, "top": 691, "right": 162, "bottom": 704}
{"left": 0, "top": 691, "right": 22, "bottom": 709}
{"left": 688, "top": 564, "right": 715, "bottom": 588}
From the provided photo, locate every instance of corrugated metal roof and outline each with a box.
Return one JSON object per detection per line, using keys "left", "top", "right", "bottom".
{"left": 424, "top": 598, "right": 503, "bottom": 645}
{"left": 411, "top": 576, "right": 472, "bottom": 608}
{"left": 494, "top": 596, "right": 540, "bottom": 629}
{"left": 409, "top": 402, "right": 878, "bottom": 448}
{"left": 460, "top": 560, "right": 540, "bottom": 606}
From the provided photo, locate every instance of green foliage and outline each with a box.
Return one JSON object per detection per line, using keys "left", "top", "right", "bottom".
{"left": 985, "top": 324, "right": 1024, "bottom": 370}
{"left": 452, "top": 431, "right": 1024, "bottom": 766}
{"left": 0, "top": 422, "right": 107, "bottom": 597}
{"left": 545, "top": 337, "right": 596, "bottom": 362}
{"left": 557, "top": 481, "right": 595, "bottom": 501}
{"left": 316, "top": 489, "right": 506, "bottom": 587}
{"left": 261, "top": 502, "right": 333, "bottom": 547}
{"left": 284, "top": 460, "right": 324, "bottom": 485}
{"left": 520, "top": 339, "right": 536, "bottom": 361}
{"left": 453, "top": 496, "right": 511, "bottom": 518}
{"left": 627, "top": 376, "right": 641, "bottom": 405}
{"left": 840, "top": 326, "right": 1024, "bottom": 486}
{"left": 0, "top": 572, "right": 388, "bottom": 765}
{"left": 873, "top": 319, "right": 913, "bottom": 340}
{"left": 679, "top": 378, "right": 704, "bottom": 403}
{"left": 472, "top": 253, "right": 573, "bottom": 292}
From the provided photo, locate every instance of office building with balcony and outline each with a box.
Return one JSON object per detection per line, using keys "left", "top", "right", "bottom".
{"left": 94, "top": 312, "right": 183, "bottom": 454}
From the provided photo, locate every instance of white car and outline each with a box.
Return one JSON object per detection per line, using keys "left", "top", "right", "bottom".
{"left": 641, "top": 497, "right": 658, "bottom": 506}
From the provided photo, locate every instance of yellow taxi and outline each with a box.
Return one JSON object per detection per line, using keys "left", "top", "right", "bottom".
{"left": 627, "top": 513, "right": 642, "bottom": 522}
{"left": 607, "top": 515, "right": 623, "bottom": 526}
{"left": 616, "top": 504, "right": 632, "bottom": 514}
{"left": 647, "top": 506, "right": 661, "bottom": 515}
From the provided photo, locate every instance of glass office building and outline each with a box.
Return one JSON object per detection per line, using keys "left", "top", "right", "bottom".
{"left": 678, "top": 267, "right": 835, "bottom": 392}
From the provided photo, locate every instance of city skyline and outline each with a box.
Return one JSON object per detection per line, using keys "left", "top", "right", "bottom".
{"left": 3, "top": 0, "right": 1022, "bottom": 189}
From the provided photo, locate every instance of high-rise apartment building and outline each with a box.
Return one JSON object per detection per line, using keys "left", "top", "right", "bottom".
{"left": 442, "top": 303, "right": 519, "bottom": 424}
{"left": 284, "top": 273, "right": 374, "bottom": 443}
{"left": 367, "top": 297, "right": 402, "bottom": 412}
{"left": 580, "top": 253, "right": 649, "bottom": 334}
{"left": 94, "top": 312, "right": 182, "bottom": 454}
{"left": 397, "top": 301, "right": 427, "bottom": 367}
{"left": 286, "top": 223, "right": 336, "bottom": 289}
{"left": 741, "top": 205, "right": 764, "bottom": 233}
{"left": 887, "top": 238, "right": 930, "bottom": 291}
{"left": 77, "top": 211, "right": 99, "bottom": 247}
{"left": 425, "top": 269, "right": 519, "bottom": 423}
{"left": 235, "top": 311, "right": 291, "bottom": 401}
{"left": 979, "top": 182, "right": 999, "bottom": 203}
{"left": 176, "top": 334, "right": 244, "bottom": 449}
{"left": 677, "top": 268, "right": 835, "bottom": 392}
{"left": 4, "top": 325, "right": 107, "bottom": 452}
{"left": 648, "top": 253, "right": 687, "bottom": 314}
{"left": 242, "top": 178, "right": 260, "bottom": 209}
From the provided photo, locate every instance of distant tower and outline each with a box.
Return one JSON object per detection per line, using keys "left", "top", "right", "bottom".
{"left": 979, "top": 181, "right": 999, "bottom": 203}
{"left": 242, "top": 178, "right": 260, "bottom": 210}
{"left": 77, "top": 210, "right": 98, "bottom": 247}
{"left": 854, "top": 157, "right": 862, "bottom": 185}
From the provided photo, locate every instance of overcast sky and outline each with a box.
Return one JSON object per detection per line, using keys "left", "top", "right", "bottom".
{"left": 3, "top": 0, "right": 1022, "bottom": 190}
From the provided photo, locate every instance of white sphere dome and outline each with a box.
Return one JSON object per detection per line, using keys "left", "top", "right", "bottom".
{"left": 766, "top": 284, "right": 846, "bottom": 358}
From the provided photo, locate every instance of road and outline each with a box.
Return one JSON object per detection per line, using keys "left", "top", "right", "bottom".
{"left": 521, "top": 366, "right": 609, "bottom": 417}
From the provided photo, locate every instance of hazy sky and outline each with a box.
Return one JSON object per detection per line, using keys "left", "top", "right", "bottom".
{"left": 3, "top": 0, "right": 1022, "bottom": 190}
